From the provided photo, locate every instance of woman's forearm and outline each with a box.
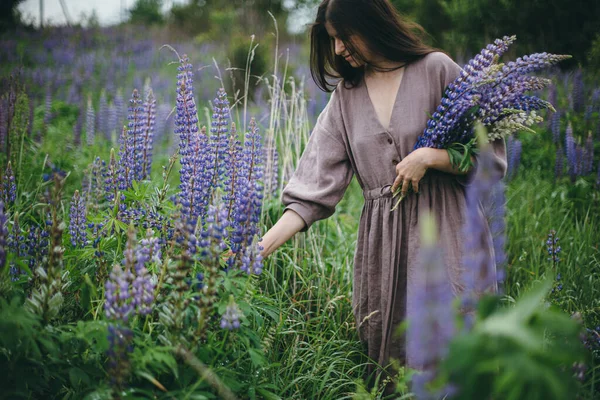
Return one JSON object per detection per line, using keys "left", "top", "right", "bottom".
{"left": 258, "top": 209, "right": 306, "bottom": 258}
{"left": 423, "top": 148, "right": 474, "bottom": 175}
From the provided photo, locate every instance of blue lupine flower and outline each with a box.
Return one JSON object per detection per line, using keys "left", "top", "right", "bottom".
{"left": 176, "top": 55, "right": 212, "bottom": 228}
{"left": 106, "top": 323, "right": 134, "bottom": 389}
{"left": 583, "top": 133, "right": 594, "bottom": 175}
{"left": 571, "top": 68, "right": 584, "bottom": 113}
{"left": 43, "top": 84, "right": 52, "bottom": 125}
{"left": 140, "top": 89, "right": 156, "bottom": 180}
{"left": 0, "top": 201, "right": 7, "bottom": 271}
{"left": 220, "top": 298, "right": 242, "bottom": 330}
{"left": 8, "top": 213, "right": 24, "bottom": 280}
{"left": 208, "top": 88, "right": 231, "bottom": 197}
{"left": 86, "top": 96, "right": 95, "bottom": 146}
{"left": 224, "top": 123, "right": 243, "bottom": 220}
{"left": 198, "top": 202, "right": 229, "bottom": 259}
{"left": 546, "top": 229, "right": 561, "bottom": 265}
{"left": 99, "top": 90, "right": 109, "bottom": 139}
{"left": 118, "top": 89, "right": 145, "bottom": 190}
{"left": 104, "top": 263, "right": 135, "bottom": 323}
{"left": 565, "top": 123, "right": 577, "bottom": 182}
{"left": 103, "top": 149, "right": 119, "bottom": 202}
{"left": 460, "top": 138, "right": 505, "bottom": 318}
{"left": 550, "top": 111, "right": 561, "bottom": 143}
{"left": 229, "top": 118, "right": 265, "bottom": 262}
{"left": 69, "top": 190, "right": 87, "bottom": 248}
{"left": 114, "top": 90, "right": 125, "bottom": 133}
{"left": 2, "top": 162, "right": 16, "bottom": 204}
{"left": 407, "top": 213, "right": 455, "bottom": 399}
{"left": 413, "top": 39, "right": 568, "bottom": 153}
{"left": 506, "top": 136, "right": 522, "bottom": 180}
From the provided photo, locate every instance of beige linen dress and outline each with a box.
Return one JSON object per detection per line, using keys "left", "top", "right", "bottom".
{"left": 281, "top": 52, "right": 507, "bottom": 374}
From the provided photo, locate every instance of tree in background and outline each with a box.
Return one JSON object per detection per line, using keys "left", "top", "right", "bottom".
{"left": 293, "top": 0, "right": 600, "bottom": 69}
{"left": 392, "top": 0, "right": 600, "bottom": 69}
{"left": 0, "top": 0, "right": 26, "bottom": 33}
{"left": 169, "top": 0, "right": 288, "bottom": 37}
{"left": 129, "top": 0, "right": 165, "bottom": 26}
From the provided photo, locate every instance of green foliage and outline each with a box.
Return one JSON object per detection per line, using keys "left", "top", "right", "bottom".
{"left": 0, "top": 0, "right": 25, "bottom": 32}
{"left": 392, "top": 0, "right": 600, "bottom": 68}
{"left": 226, "top": 34, "right": 271, "bottom": 103}
{"left": 129, "top": 0, "right": 165, "bottom": 26}
{"left": 441, "top": 280, "right": 586, "bottom": 400}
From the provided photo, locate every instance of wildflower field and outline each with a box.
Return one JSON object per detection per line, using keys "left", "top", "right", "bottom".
{"left": 1, "top": 19, "right": 600, "bottom": 400}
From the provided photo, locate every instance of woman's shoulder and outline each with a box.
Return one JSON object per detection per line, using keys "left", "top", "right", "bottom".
{"left": 416, "top": 51, "right": 460, "bottom": 72}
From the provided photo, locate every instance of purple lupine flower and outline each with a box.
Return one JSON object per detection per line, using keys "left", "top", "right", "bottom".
{"left": 198, "top": 201, "right": 229, "bottom": 259}
{"left": 583, "top": 133, "right": 594, "bottom": 175}
{"left": 240, "top": 237, "right": 264, "bottom": 275}
{"left": 131, "top": 263, "right": 154, "bottom": 316}
{"left": 596, "top": 162, "right": 600, "bottom": 188}
{"left": 220, "top": 298, "right": 242, "bottom": 330}
{"left": 460, "top": 138, "right": 505, "bottom": 321}
{"left": 69, "top": 190, "right": 87, "bottom": 248}
{"left": 208, "top": 88, "right": 231, "bottom": 197}
{"left": 114, "top": 90, "right": 125, "bottom": 132}
{"left": 86, "top": 96, "right": 95, "bottom": 146}
{"left": 546, "top": 229, "right": 561, "bottom": 266}
{"left": 176, "top": 55, "right": 212, "bottom": 227}
{"left": 139, "top": 89, "right": 156, "bottom": 180}
{"left": 565, "top": 123, "right": 577, "bottom": 182}
{"left": 118, "top": 89, "right": 144, "bottom": 190}
{"left": 137, "top": 228, "right": 161, "bottom": 270}
{"left": 406, "top": 214, "right": 455, "bottom": 399}
{"left": 224, "top": 122, "right": 242, "bottom": 221}
{"left": 229, "top": 118, "right": 265, "bottom": 261}
{"left": 43, "top": 84, "right": 52, "bottom": 125}
{"left": 506, "top": 136, "right": 522, "bottom": 180}
{"left": 485, "top": 180, "right": 507, "bottom": 289}
{"left": 0, "top": 201, "right": 7, "bottom": 271}
{"left": 550, "top": 111, "right": 561, "bottom": 143}
{"left": 104, "top": 263, "right": 135, "bottom": 323}
{"left": 414, "top": 42, "right": 568, "bottom": 151}
{"left": 106, "top": 324, "right": 134, "bottom": 389}
{"left": 103, "top": 148, "right": 119, "bottom": 202}
{"left": 98, "top": 90, "right": 109, "bottom": 139}
{"left": 26, "top": 225, "right": 48, "bottom": 270}
{"left": 2, "top": 162, "right": 16, "bottom": 204}
{"left": 571, "top": 69, "right": 584, "bottom": 113}
{"left": 8, "top": 213, "right": 24, "bottom": 280}
{"left": 122, "top": 227, "right": 156, "bottom": 316}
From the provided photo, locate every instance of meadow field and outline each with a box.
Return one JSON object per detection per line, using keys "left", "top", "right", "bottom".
{"left": 1, "top": 5, "right": 600, "bottom": 400}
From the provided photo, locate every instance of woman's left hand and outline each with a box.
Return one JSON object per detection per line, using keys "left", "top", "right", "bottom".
{"left": 391, "top": 148, "right": 431, "bottom": 196}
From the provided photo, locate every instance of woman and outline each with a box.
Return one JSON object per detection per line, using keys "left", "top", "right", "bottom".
{"left": 258, "top": 0, "right": 507, "bottom": 390}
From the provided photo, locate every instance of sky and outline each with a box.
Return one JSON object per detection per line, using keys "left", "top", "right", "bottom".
{"left": 17, "top": 0, "right": 315, "bottom": 33}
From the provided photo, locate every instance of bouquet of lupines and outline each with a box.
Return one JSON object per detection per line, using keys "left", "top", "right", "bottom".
{"left": 391, "top": 35, "right": 570, "bottom": 209}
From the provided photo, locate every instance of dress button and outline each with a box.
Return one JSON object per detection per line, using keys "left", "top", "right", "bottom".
{"left": 387, "top": 138, "right": 393, "bottom": 144}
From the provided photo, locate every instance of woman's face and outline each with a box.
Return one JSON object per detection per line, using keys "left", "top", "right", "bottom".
{"left": 325, "top": 21, "right": 372, "bottom": 68}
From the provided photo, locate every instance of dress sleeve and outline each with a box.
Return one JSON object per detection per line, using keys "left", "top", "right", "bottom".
{"left": 430, "top": 52, "right": 508, "bottom": 186}
{"left": 281, "top": 87, "right": 354, "bottom": 232}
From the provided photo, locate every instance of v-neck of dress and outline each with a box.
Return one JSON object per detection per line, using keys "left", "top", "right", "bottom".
{"left": 363, "top": 64, "right": 409, "bottom": 133}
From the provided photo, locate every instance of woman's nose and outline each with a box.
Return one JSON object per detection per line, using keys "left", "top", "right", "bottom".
{"left": 334, "top": 38, "right": 345, "bottom": 55}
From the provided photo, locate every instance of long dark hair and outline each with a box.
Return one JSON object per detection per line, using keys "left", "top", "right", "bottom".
{"left": 310, "top": 0, "right": 437, "bottom": 92}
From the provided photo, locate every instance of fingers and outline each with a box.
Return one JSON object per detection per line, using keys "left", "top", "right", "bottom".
{"left": 412, "top": 178, "right": 419, "bottom": 194}
{"left": 401, "top": 178, "right": 411, "bottom": 196}
{"left": 391, "top": 175, "right": 403, "bottom": 193}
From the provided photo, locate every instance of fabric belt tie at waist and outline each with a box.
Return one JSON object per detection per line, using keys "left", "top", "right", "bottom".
{"left": 363, "top": 184, "right": 393, "bottom": 200}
